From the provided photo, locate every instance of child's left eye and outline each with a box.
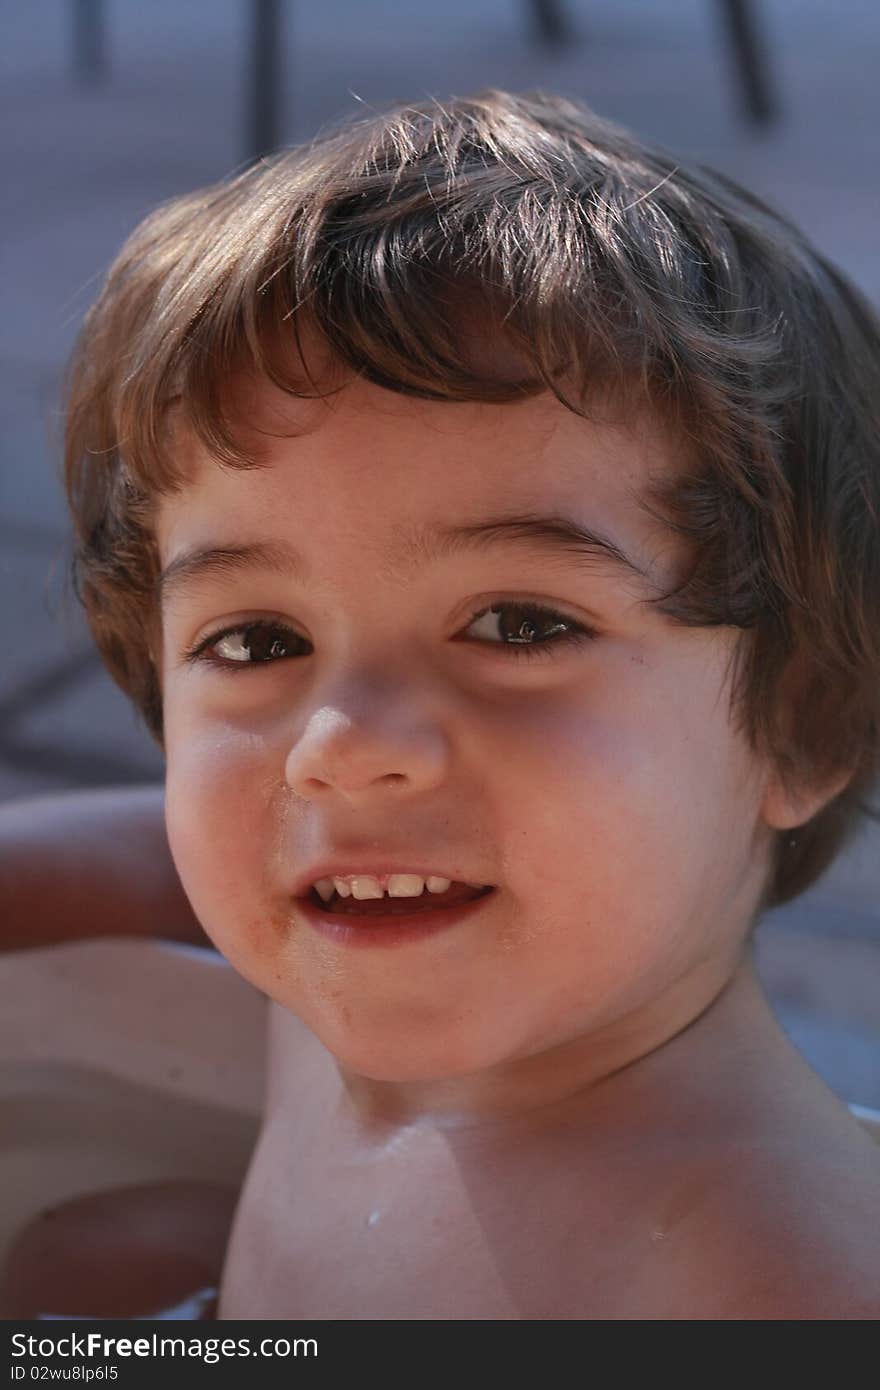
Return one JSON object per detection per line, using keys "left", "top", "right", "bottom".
{"left": 185, "top": 602, "right": 595, "bottom": 671}
{"left": 462, "top": 602, "right": 596, "bottom": 659}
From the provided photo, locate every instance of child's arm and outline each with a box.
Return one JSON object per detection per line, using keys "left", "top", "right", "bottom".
{"left": 0, "top": 785, "right": 211, "bottom": 952}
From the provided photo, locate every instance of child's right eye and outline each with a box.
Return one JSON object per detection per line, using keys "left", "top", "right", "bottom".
{"left": 185, "top": 620, "right": 307, "bottom": 669}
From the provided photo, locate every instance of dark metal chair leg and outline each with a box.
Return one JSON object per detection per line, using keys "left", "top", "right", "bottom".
{"left": 528, "top": 0, "right": 572, "bottom": 47}
{"left": 248, "top": 0, "right": 284, "bottom": 162}
{"left": 719, "top": 0, "right": 778, "bottom": 124}
{"left": 72, "top": 0, "right": 106, "bottom": 83}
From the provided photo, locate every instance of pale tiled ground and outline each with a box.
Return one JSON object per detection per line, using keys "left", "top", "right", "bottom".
{"left": 1, "top": 0, "right": 878, "bottom": 1103}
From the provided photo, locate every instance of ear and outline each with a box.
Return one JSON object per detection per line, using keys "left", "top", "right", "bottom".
{"left": 759, "top": 763, "right": 855, "bottom": 833}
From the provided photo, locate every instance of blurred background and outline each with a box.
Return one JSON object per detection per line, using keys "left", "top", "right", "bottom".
{"left": 1, "top": 0, "right": 878, "bottom": 1103}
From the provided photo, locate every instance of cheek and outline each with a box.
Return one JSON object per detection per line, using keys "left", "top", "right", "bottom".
{"left": 471, "top": 681, "right": 748, "bottom": 1034}
{"left": 163, "top": 718, "right": 282, "bottom": 949}
{"left": 479, "top": 666, "right": 739, "bottom": 931}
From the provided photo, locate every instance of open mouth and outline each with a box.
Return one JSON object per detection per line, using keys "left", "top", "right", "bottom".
{"left": 306, "top": 881, "right": 494, "bottom": 918}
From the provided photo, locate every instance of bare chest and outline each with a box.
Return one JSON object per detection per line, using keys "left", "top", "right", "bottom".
{"left": 219, "top": 1128, "right": 517, "bottom": 1318}
{"left": 216, "top": 1119, "right": 646, "bottom": 1320}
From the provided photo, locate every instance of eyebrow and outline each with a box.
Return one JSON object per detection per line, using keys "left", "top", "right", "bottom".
{"left": 157, "top": 512, "right": 661, "bottom": 609}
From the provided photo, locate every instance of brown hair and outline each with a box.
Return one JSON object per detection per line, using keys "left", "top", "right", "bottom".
{"left": 63, "top": 89, "right": 880, "bottom": 911}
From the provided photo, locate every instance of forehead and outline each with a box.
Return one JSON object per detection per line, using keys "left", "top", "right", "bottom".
{"left": 156, "top": 372, "right": 691, "bottom": 596}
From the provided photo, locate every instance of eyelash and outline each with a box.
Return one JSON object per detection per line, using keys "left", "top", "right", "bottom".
{"left": 183, "top": 602, "right": 597, "bottom": 672}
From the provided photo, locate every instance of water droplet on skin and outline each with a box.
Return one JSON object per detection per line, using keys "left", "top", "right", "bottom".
{"left": 365, "top": 1208, "right": 381, "bottom": 1228}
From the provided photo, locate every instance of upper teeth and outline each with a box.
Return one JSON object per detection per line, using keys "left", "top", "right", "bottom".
{"left": 312, "top": 874, "right": 453, "bottom": 903}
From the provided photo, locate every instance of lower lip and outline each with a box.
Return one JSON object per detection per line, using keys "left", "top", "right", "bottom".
{"left": 296, "top": 888, "right": 496, "bottom": 948}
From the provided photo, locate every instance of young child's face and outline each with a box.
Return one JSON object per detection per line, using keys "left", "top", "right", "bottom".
{"left": 157, "top": 367, "right": 779, "bottom": 1086}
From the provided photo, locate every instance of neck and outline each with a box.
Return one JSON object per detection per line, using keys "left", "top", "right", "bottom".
{"left": 332, "top": 949, "right": 768, "bottom": 1138}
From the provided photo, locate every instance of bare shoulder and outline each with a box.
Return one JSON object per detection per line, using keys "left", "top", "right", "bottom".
{"left": 638, "top": 1111, "right": 880, "bottom": 1320}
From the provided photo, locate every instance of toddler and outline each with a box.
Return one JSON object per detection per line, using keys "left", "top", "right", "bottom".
{"left": 4, "top": 89, "right": 880, "bottom": 1319}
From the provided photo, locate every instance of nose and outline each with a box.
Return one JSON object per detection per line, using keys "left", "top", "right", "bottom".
{"left": 283, "top": 667, "right": 451, "bottom": 802}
